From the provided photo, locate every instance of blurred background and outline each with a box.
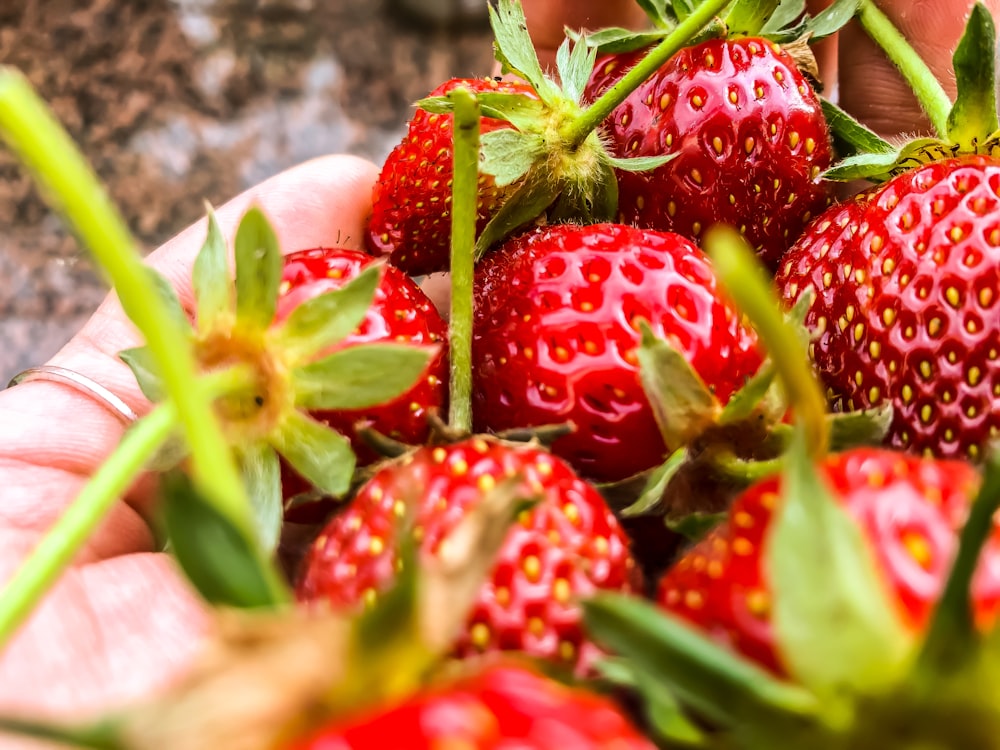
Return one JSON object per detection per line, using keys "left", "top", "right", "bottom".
{"left": 0, "top": 0, "right": 495, "bottom": 382}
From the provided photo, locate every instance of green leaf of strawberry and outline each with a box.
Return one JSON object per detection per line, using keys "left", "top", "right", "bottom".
{"left": 160, "top": 469, "right": 289, "bottom": 608}
{"left": 637, "top": 321, "right": 721, "bottom": 449}
{"left": 292, "top": 344, "right": 439, "bottom": 412}
{"left": 768, "top": 428, "right": 915, "bottom": 697}
{"left": 583, "top": 594, "right": 819, "bottom": 732}
{"left": 595, "top": 657, "right": 707, "bottom": 746}
{"left": 480, "top": 129, "right": 544, "bottom": 187}
{"left": 270, "top": 411, "right": 355, "bottom": 497}
{"left": 192, "top": 206, "right": 232, "bottom": 334}
{"left": 725, "top": 0, "right": 781, "bottom": 37}
{"left": 554, "top": 36, "right": 596, "bottom": 105}
{"left": 820, "top": 98, "right": 894, "bottom": 160}
{"left": 118, "top": 346, "right": 166, "bottom": 403}
{"left": 272, "top": 263, "right": 381, "bottom": 361}
{"left": 234, "top": 206, "right": 282, "bottom": 331}
{"left": 239, "top": 441, "right": 283, "bottom": 553}
{"left": 946, "top": 3, "right": 999, "bottom": 149}
{"left": 490, "top": 0, "right": 561, "bottom": 105}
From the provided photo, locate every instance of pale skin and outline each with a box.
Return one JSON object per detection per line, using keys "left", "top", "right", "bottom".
{"left": 0, "top": 0, "right": 992, "bottom": 740}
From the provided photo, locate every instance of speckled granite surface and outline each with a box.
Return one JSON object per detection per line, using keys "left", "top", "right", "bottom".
{"left": 0, "top": 0, "right": 494, "bottom": 382}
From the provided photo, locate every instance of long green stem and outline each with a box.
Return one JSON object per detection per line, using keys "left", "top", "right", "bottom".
{"left": 0, "top": 405, "right": 174, "bottom": 647}
{"left": 447, "top": 87, "right": 481, "bottom": 434}
{"left": 0, "top": 367, "right": 256, "bottom": 649}
{"left": 0, "top": 69, "right": 252, "bottom": 537}
{"left": 704, "top": 226, "right": 828, "bottom": 459}
{"left": 562, "top": 0, "right": 731, "bottom": 145}
{"left": 856, "top": 0, "right": 952, "bottom": 138}
{"left": 917, "top": 448, "right": 1000, "bottom": 674}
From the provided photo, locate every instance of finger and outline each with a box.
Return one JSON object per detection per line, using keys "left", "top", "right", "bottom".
{"left": 49, "top": 154, "right": 380, "bottom": 419}
{"left": 520, "top": 0, "right": 650, "bottom": 71}
{"left": 806, "top": 0, "right": 839, "bottom": 92}
{"left": 837, "top": 0, "right": 1000, "bottom": 136}
{"left": 0, "top": 553, "right": 209, "bottom": 719}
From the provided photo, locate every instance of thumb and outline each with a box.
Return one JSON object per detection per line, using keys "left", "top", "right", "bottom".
{"left": 49, "top": 153, "right": 380, "bottom": 419}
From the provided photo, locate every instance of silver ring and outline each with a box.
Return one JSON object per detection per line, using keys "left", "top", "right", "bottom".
{"left": 7, "top": 365, "right": 139, "bottom": 425}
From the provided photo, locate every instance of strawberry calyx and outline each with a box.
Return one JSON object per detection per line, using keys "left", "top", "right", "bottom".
{"left": 418, "top": 0, "right": 731, "bottom": 257}
{"left": 826, "top": 2, "right": 1000, "bottom": 182}
{"left": 597, "top": 284, "right": 888, "bottom": 523}
{"left": 119, "top": 207, "right": 438, "bottom": 551}
{"left": 575, "top": 0, "right": 857, "bottom": 59}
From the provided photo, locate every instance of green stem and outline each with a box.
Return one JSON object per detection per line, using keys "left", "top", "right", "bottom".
{"left": 917, "top": 448, "right": 1000, "bottom": 674}
{"left": 704, "top": 226, "right": 828, "bottom": 458}
{"left": 0, "top": 404, "right": 174, "bottom": 648}
{"left": 0, "top": 69, "right": 252, "bottom": 537}
{"left": 856, "top": 0, "right": 952, "bottom": 138}
{"left": 0, "top": 366, "right": 256, "bottom": 650}
{"left": 563, "top": 0, "right": 731, "bottom": 146}
{"left": 711, "top": 453, "right": 784, "bottom": 484}
{"left": 447, "top": 86, "right": 481, "bottom": 435}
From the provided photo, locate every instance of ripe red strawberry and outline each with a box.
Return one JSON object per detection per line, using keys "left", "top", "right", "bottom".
{"left": 365, "top": 77, "right": 538, "bottom": 276}
{"left": 657, "top": 447, "right": 1000, "bottom": 674}
{"left": 276, "top": 247, "right": 448, "bottom": 462}
{"left": 776, "top": 156, "right": 1000, "bottom": 461}
{"left": 287, "top": 664, "right": 656, "bottom": 750}
{"left": 296, "top": 437, "right": 641, "bottom": 672}
{"left": 275, "top": 248, "right": 448, "bottom": 512}
{"left": 585, "top": 37, "right": 832, "bottom": 269}
{"left": 471, "top": 223, "right": 763, "bottom": 483}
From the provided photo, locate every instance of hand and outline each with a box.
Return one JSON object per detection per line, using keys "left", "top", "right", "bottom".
{"left": 0, "top": 155, "right": 379, "bottom": 733}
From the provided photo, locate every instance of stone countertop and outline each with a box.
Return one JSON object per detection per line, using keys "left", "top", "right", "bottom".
{"left": 0, "top": 0, "right": 494, "bottom": 382}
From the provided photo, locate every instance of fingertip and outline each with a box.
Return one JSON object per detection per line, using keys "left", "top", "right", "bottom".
{"left": 148, "top": 153, "right": 380, "bottom": 293}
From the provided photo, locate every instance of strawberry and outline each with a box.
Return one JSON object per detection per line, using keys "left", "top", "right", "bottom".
{"left": 773, "top": 3, "right": 1000, "bottom": 461}
{"left": 776, "top": 156, "right": 1000, "bottom": 461}
{"left": 657, "top": 447, "right": 1000, "bottom": 674}
{"left": 275, "top": 247, "right": 449, "bottom": 468}
{"left": 296, "top": 437, "right": 641, "bottom": 672}
{"left": 120, "top": 209, "right": 441, "bottom": 553}
{"left": 287, "top": 664, "right": 656, "bottom": 750}
{"left": 471, "top": 222, "right": 764, "bottom": 484}
{"left": 365, "top": 77, "right": 538, "bottom": 276}
{"left": 584, "top": 36, "right": 832, "bottom": 269}
{"left": 364, "top": 0, "right": 747, "bottom": 276}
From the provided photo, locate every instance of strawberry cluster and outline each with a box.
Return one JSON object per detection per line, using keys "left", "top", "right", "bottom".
{"left": 6, "top": 1, "right": 1000, "bottom": 749}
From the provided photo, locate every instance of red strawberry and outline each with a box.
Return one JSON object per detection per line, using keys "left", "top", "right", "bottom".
{"left": 275, "top": 248, "right": 448, "bottom": 511}
{"left": 657, "top": 447, "right": 1000, "bottom": 674}
{"left": 287, "top": 664, "right": 656, "bottom": 750}
{"left": 365, "top": 77, "right": 538, "bottom": 276}
{"left": 776, "top": 156, "right": 1000, "bottom": 461}
{"left": 471, "top": 223, "right": 763, "bottom": 484}
{"left": 296, "top": 437, "right": 641, "bottom": 672}
{"left": 585, "top": 37, "right": 832, "bottom": 269}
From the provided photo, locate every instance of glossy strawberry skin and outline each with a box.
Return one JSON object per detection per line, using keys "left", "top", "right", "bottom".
{"left": 275, "top": 248, "right": 448, "bottom": 506}
{"left": 776, "top": 156, "right": 1000, "bottom": 461}
{"left": 585, "top": 38, "right": 832, "bottom": 269}
{"left": 471, "top": 223, "right": 764, "bottom": 483}
{"left": 296, "top": 438, "right": 641, "bottom": 673}
{"left": 365, "top": 77, "right": 538, "bottom": 276}
{"left": 657, "top": 448, "right": 1000, "bottom": 674}
{"left": 288, "top": 664, "right": 656, "bottom": 750}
